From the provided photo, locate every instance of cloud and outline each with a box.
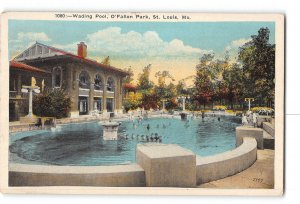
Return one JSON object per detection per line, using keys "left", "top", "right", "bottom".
{"left": 225, "top": 38, "right": 251, "bottom": 51}
{"left": 17, "top": 32, "right": 51, "bottom": 42}
{"left": 224, "top": 38, "right": 251, "bottom": 61}
{"left": 55, "top": 27, "right": 209, "bottom": 59}
{"left": 9, "top": 32, "right": 52, "bottom": 58}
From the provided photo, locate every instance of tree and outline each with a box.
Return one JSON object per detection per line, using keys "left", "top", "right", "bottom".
{"left": 137, "top": 64, "right": 154, "bottom": 93}
{"left": 123, "top": 67, "right": 134, "bottom": 84}
{"left": 193, "top": 54, "right": 216, "bottom": 109}
{"left": 140, "top": 90, "right": 160, "bottom": 110}
{"left": 222, "top": 63, "right": 244, "bottom": 109}
{"left": 155, "top": 70, "right": 175, "bottom": 87}
{"left": 238, "top": 27, "right": 275, "bottom": 107}
{"left": 123, "top": 92, "right": 142, "bottom": 112}
{"left": 101, "top": 56, "right": 110, "bottom": 65}
{"left": 33, "top": 88, "right": 71, "bottom": 118}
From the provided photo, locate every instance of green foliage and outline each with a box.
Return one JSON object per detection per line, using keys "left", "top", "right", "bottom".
{"left": 101, "top": 56, "right": 110, "bottom": 65}
{"left": 123, "top": 67, "right": 134, "bottom": 84}
{"left": 238, "top": 27, "right": 275, "bottom": 106}
{"left": 192, "top": 27, "right": 275, "bottom": 110}
{"left": 154, "top": 82, "right": 178, "bottom": 110}
{"left": 126, "top": 27, "right": 275, "bottom": 112}
{"left": 137, "top": 64, "right": 154, "bottom": 93}
{"left": 123, "top": 92, "right": 142, "bottom": 112}
{"left": 222, "top": 63, "right": 244, "bottom": 109}
{"left": 33, "top": 88, "right": 71, "bottom": 118}
{"left": 140, "top": 91, "right": 160, "bottom": 110}
{"left": 193, "top": 54, "right": 216, "bottom": 108}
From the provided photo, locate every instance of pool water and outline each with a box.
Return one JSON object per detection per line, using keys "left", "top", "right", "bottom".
{"left": 9, "top": 116, "right": 241, "bottom": 166}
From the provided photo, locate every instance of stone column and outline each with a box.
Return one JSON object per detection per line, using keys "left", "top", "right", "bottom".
{"left": 102, "top": 76, "right": 107, "bottom": 113}
{"left": 182, "top": 98, "right": 186, "bottom": 111}
{"left": 66, "top": 65, "right": 73, "bottom": 92}
{"left": 114, "top": 77, "right": 119, "bottom": 114}
{"left": 17, "top": 73, "right": 22, "bottom": 95}
{"left": 28, "top": 88, "right": 33, "bottom": 117}
{"left": 89, "top": 83, "right": 95, "bottom": 114}
{"left": 69, "top": 67, "right": 79, "bottom": 118}
{"left": 119, "top": 78, "right": 124, "bottom": 114}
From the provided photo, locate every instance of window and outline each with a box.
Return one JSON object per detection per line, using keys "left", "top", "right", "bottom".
{"left": 79, "top": 71, "right": 90, "bottom": 89}
{"left": 78, "top": 96, "right": 88, "bottom": 115}
{"left": 107, "top": 77, "right": 115, "bottom": 92}
{"left": 94, "top": 74, "right": 103, "bottom": 90}
{"left": 53, "top": 67, "right": 62, "bottom": 88}
{"left": 94, "top": 98, "right": 102, "bottom": 111}
{"left": 106, "top": 98, "right": 114, "bottom": 112}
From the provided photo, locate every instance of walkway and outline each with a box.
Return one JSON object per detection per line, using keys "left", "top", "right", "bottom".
{"left": 198, "top": 149, "right": 274, "bottom": 189}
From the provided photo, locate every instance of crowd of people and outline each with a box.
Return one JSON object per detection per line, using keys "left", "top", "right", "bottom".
{"left": 242, "top": 111, "right": 258, "bottom": 127}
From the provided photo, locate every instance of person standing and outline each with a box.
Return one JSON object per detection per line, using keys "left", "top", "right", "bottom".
{"left": 253, "top": 112, "right": 258, "bottom": 127}
{"left": 242, "top": 114, "right": 248, "bottom": 126}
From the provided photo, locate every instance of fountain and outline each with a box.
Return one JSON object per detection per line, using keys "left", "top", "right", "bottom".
{"left": 102, "top": 121, "right": 120, "bottom": 140}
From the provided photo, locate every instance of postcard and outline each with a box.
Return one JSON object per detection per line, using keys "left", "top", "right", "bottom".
{"left": 0, "top": 12, "right": 284, "bottom": 195}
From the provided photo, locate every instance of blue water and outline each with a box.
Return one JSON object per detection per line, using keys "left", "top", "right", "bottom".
{"left": 9, "top": 116, "right": 241, "bottom": 166}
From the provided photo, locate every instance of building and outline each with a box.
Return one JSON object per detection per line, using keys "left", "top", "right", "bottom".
{"left": 9, "top": 42, "right": 128, "bottom": 121}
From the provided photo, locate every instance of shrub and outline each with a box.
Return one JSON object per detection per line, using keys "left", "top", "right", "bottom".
{"left": 213, "top": 105, "right": 227, "bottom": 111}
{"left": 33, "top": 88, "right": 71, "bottom": 119}
{"left": 251, "top": 106, "right": 274, "bottom": 115}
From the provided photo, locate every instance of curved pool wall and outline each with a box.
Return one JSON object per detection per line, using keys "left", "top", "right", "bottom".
{"left": 196, "top": 137, "right": 257, "bottom": 184}
{"left": 9, "top": 137, "right": 257, "bottom": 187}
{"left": 9, "top": 116, "right": 240, "bottom": 166}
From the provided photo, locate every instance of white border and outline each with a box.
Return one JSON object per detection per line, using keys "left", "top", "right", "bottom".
{"left": 0, "top": 12, "right": 284, "bottom": 196}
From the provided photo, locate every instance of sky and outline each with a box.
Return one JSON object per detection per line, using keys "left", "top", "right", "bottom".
{"left": 8, "top": 20, "right": 275, "bottom": 85}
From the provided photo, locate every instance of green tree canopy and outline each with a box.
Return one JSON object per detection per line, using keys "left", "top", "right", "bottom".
{"left": 137, "top": 64, "right": 154, "bottom": 93}
{"left": 238, "top": 27, "right": 275, "bottom": 106}
{"left": 123, "top": 67, "right": 134, "bottom": 84}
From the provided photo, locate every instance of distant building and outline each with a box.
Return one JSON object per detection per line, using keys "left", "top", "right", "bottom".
{"left": 9, "top": 42, "right": 128, "bottom": 121}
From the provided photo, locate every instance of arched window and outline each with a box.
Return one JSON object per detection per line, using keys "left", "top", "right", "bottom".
{"left": 107, "top": 77, "right": 115, "bottom": 92}
{"left": 79, "top": 71, "right": 90, "bottom": 89}
{"left": 94, "top": 74, "right": 103, "bottom": 91}
{"left": 53, "top": 67, "right": 62, "bottom": 88}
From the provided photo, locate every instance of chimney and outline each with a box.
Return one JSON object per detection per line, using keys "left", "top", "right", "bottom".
{"left": 77, "top": 42, "right": 87, "bottom": 58}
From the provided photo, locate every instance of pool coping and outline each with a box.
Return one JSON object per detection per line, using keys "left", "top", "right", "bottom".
{"left": 9, "top": 137, "right": 257, "bottom": 187}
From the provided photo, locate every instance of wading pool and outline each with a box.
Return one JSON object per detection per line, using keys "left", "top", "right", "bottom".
{"left": 10, "top": 116, "right": 241, "bottom": 166}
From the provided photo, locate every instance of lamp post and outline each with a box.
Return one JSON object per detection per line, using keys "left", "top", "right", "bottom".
{"left": 21, "top": 85, "right": 40, "bottom": 117}
{"left": 161, "top": 99, "right": 167, "bottom": 111}
{"left": 244, "top": 98, "right": 254, "bottom": 111}
{"left": 177, "top": 96, "right": 190, "bottom": 111}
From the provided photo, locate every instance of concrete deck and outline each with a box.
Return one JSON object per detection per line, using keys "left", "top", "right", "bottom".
{"left": 198, "top": 149, "right": 274, "bottom": 189}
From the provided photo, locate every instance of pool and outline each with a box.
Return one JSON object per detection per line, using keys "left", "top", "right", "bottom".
{"left": 9, "top": 115, "right": 241, "bottom": 166}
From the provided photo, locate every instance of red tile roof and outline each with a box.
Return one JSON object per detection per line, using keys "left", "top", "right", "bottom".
{"left": 123, "top": 83, "right": 137, "bottom": 91}
{"left": 37, "top": 42, "right": 128, "bottom": 76}
{"left": 10, "top": 61, "right": 51, "bottom": 74}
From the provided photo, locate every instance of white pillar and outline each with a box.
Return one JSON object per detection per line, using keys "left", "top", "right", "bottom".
{"left": 28, "top": 89, "right": 33, "bottom": 117}
{"left": 182, "top": 98, "right": 186, "bottom": 111}
{"left": 248, "top": 100, "right": 251, "bottom": 111}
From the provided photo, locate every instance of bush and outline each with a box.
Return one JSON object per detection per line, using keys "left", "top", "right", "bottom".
{"left": 213, "top": 105, "right": 227, "bottom": 111}
{"left": 251, "top": 107, "right": 274, "bottom": 115}
{"left": 123, "top": 92, "right": 142, "bottom": 112}
{"left": 33, "top": 88, "right": 71, "bottom": 119}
